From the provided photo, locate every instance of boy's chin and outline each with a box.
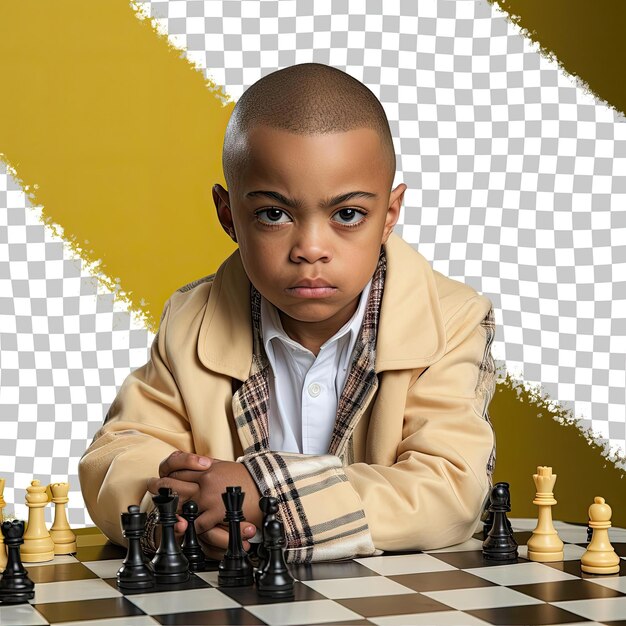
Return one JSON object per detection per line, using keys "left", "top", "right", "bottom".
{"left": 278, "top": 302, "right": 343, "bottom": 324}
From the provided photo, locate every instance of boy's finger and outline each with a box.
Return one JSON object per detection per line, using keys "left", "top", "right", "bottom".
{"left": 194, "top": 509, "right": 226, "bottom": 536}
{"left": 147, "top": 476, "right": 199, "bottom": 499}
{"left": 167, "top": 469, "right": 208, "bottom": 483}
{"left": 198, "top": 527, "right": 251, "bottom": 556}
{"left": 174, "top": 514, "right": 188, "bottom": 543}
{"left": 159, "top": 452, "right": 212, "bottom": 477}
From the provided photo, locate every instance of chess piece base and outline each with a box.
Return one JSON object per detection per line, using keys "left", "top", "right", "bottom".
{"left": 528, "top": 549, "right": 564, "bottom": 562}
{"left": 21, "top": 550, "right": 54, "bottom": 563}
{"left": 117, "top": 565, "right": 155, "bottom": 590}
{"left": 483, "top": 550, "right": 518, "bottom": 562}
{"left": 581, "top": 562, "right": 620, "bottom": 575}
{"left": 0, "top": 587, "right": 35, "bottom": 604}
{"left": 256, "top": 585, "right": 295, "bottom": 598}
{"left": 117, "top": 577, "right": 156, "bottom": 590}
{"left": 154, "top": 571, "right": 190, "bottom": 585}
{"left": 53, "top": 540, "right": 77, "bottom": 555}
{"left": 218, "top": 572, "right": 254, "bottom": 587}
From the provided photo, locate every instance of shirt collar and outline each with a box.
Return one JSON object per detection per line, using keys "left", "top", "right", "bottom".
{"left": 261, "top": 277, "right": 373, "bottom": 358}
{"left": 197, "top": 233, "right": 447, "bottom": 379}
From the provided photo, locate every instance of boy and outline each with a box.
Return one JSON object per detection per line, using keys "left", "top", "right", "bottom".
{"left": 79, "top": 62, "right": 496, "bottom": 564}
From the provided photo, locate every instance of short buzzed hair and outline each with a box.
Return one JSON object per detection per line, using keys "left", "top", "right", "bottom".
{"left": 222, "top": 63, "right": 396, "bottom": 196}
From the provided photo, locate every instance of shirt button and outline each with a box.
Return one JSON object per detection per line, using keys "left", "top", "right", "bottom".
{"left": 308, "top": 383, "right": 322, "bottom": 397}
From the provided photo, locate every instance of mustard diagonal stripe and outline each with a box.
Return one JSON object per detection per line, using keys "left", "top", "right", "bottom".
{"left": 489, "top": 0, "right": 626, "bottom": 116}
{"left": 0, "top": 0, "right": 235, "bottom": 331}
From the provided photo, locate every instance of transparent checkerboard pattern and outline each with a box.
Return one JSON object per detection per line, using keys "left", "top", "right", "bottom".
{"left": 1, "top": 0, "right": 625, "bottom": 528}
{"left": 0, "top": 164, "right": 154, "bottom": 526}
{"left": 132, "top": 1, "right": 626, "bottom": 456}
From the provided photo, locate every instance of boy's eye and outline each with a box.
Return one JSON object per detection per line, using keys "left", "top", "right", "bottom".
{"left": 256, "top": 208, "right": 292, "bottom": 224}
{"left": 332, "top": 208, "right": 366, "bottom": 225}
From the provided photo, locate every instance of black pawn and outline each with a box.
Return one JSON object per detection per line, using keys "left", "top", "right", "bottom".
{"left": 117, "top": 505, "right": 155, "bottom": 589}
{"left": 587, "top": 525, "right": 593, "bottom": 543}
{"left": 257, "top": 498, "right": 294, "bottom": 599}
{"left": 482, "top": 509, "right": 494, "bottom": 540}
{"left": 218, "top": 486, "right": 254, "bottom": 587}
{"left": 254, "top": 496, "right": 271, "bottom": 585}
{"left": 0, "top": 520, "right": 35, "bottom": 604}
{"left": 482, "top": 482, "right": 518, "bottom": 562}
{"left": 181, "top": 500, "right": 205, "bottom": 572}
{"left": 150, "top": 488, "right": 189, "bottom": 584}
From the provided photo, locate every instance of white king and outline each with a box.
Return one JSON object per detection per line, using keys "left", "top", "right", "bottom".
{"left": 527, "top": 466, "right": 564, "bottom": 562}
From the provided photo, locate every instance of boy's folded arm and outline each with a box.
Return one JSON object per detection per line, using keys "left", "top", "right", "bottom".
{"left": 241, "top": 303, "right": 496, "bottom": 563}
{"left": 78, "top": 298, "right": 194, "bottom": 545}
{"left": 346, "top": 304, "right": 497, "bottom": 553}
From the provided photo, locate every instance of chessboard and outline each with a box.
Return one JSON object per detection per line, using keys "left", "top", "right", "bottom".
{"left": 1, "top": 519, "right": 625, "bottom": 626}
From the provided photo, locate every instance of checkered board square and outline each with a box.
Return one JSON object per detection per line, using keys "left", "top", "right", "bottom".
{"left": 1, "top": 519, "right": 625, "bottom": 625}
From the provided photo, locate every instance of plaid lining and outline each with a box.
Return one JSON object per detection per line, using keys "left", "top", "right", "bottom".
{"left": 177, "top": 273, "right": 215, "bottom": 293}
{"left": 476, "top": 306, "right": 497, "bottom": 479}
{"left": 328, "top": 249, "right": 385, "bottom": 456}
{"left": 236, "top": 247, "right": 386, "bottom": 563}
{"left": 243, "top": 451, "right": 375, "bottom": 563}
{"left": 234, "top": 247, "right": 495, "bottom": 563}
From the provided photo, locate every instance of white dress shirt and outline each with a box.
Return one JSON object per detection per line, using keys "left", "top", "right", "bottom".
{"left": 260, "top": 279, "right": 372, "bottom": 455}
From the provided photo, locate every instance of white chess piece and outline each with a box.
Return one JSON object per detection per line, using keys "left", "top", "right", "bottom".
{"left": 527, "top": 466, "right": 564, "bottom": 562}
{"left": 21, "top": 480, "right": 55, "bottom": 562}
{"left": 0, "top": 528, "right": 6, "bottom": 572}
{"left": 49, "top": 482, "right": 77, "bottom": 554}
{"left": 581, "top": 496, "right": 620, "bottom": 575}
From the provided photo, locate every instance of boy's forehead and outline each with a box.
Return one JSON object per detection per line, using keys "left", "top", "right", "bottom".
{"left": 246, "top": 124, "right": 381, "bottom": 154}
{"left": 238, "top": 126, "right": 387, "bottom": 190}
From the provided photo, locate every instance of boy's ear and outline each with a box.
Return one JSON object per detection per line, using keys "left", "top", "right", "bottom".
{"left": 213, "top": 184, "right": 237, "bottom": 242}
{"left": 382, "top": 183, "right": 407, "bottom": 243}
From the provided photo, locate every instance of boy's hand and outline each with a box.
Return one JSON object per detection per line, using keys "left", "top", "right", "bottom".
{"left": 154, "top": 513, "right": 188, "bottom": 550}
{"left": 147, "top": 451, "right": 262, "bottom": 559}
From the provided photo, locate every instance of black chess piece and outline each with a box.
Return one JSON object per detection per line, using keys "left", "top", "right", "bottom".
{"left": 254, "top": 496, "right": 271, "bottom": 585}
{"left": 482, "top": 509, "right": 494, "bottom": 539}
{"left": 117, "top": 505, "right": 155, "bottom": 589}
{"left": 0, "top": 520, "right": 35, "bottom": 604}
{"left": 256, "top": 497, "right": 295, "bottom": 599}
{"left": 218, "top": 486, "right": 254, "bottom": 587}
{"left": 150, "top": 488, "right": 190, "bottom": 584}
{"left": 181, "top": 500, "right": 206, "bottom": 572}
{"left": 587, "top": 525, "right": 593, "bottom": 543}
{"left": 482, "top": 482, "right": 518, "bottom": 562}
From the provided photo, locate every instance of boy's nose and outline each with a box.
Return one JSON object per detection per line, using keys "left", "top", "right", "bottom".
{"left": 289, "top": 226, "right": 332, "bottom": 264}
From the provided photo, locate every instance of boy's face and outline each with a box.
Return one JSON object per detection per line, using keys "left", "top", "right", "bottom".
{"left": 213, "top": 125, "right": 406, "bottom": 337}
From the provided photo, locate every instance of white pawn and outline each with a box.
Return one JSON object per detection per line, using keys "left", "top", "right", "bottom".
{"left": 581, "top": 496, "right": 620, "bottom": 575}
{"left": 21, "top": 479, "right": 55, "bottom": 563}
{"left": 49, "top": 482, "right": 77, "bottom": 555}
{"left": 527, "top": 466, "right": 564, "bottom": 562}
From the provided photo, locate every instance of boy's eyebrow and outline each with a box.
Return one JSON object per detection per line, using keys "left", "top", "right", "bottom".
{"left": 245, "top": 190, "right": 378, "bottom": 209}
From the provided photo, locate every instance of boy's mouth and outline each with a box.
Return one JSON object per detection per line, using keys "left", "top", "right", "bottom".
{"left": 287, "top": 278, "right": 337, "bottom": 299}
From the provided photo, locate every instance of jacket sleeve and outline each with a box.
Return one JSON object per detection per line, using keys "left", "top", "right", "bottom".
{"left": 78, "top": 298, "right": 195, "bottom": 545}
{"left": 241, "top": 298, "right": 497, "bottom": 563}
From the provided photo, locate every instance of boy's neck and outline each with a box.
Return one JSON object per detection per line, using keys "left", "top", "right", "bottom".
{"left": 278, "top": 296, "right": 360, "bottom": 357}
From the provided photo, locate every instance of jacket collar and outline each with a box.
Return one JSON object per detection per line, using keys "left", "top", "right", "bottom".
{"left": 197, "top": 232, "right": 446, "bottom": 379}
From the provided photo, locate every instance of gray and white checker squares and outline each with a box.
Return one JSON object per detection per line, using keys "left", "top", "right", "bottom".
{"left": 1, "top": 0, "right": 625, "bottom": 526}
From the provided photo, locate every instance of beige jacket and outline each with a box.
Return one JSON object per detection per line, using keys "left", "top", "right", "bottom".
{"left": 79, "top": 233, "right": 496, "bottom": 563}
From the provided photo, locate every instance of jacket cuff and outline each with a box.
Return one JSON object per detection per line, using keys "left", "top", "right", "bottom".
{"left": 241, "top": 451, "right": 378, "bottom": 564}
{"left": 139, "top": 490, "right": 158, "bottom": 556}
{"left": 139, "top": 507, "right": 159, "bottom": 556}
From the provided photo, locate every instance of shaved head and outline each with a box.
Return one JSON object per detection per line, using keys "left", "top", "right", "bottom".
{"left": 222, "top": 63, "right": 396, "bottom": 197}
